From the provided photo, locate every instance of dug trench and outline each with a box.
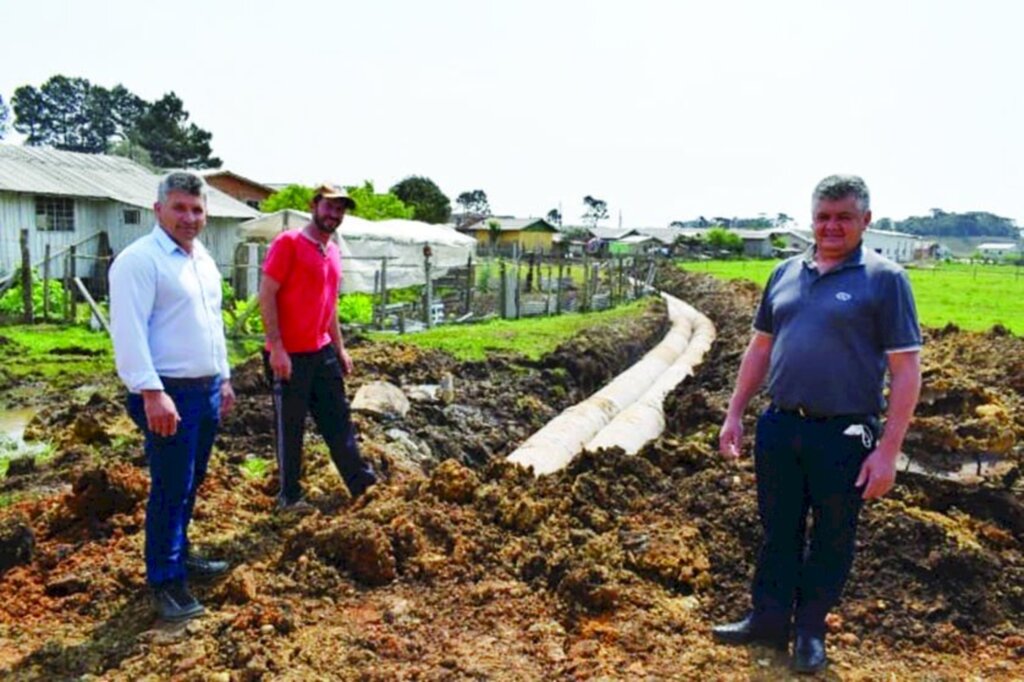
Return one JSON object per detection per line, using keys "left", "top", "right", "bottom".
{"left": 0, "top": 266, "right": 1021, "bottom": 679}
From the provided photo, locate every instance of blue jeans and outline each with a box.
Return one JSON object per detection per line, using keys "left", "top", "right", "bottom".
{"left": 750, "top": 406, "right": 879, "bottom": 636}
{"left": 127, "top": 377, "right": 221, "bottom": 587}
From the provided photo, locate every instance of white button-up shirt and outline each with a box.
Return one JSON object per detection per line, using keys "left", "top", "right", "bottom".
{"left": 109, "top": 226, "right": 230, "bottom": 392}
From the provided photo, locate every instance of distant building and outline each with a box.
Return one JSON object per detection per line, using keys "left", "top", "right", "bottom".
{"left": 459, "top": 217, "right": 559, "bottom": 254}
{"left": 201, "top": 170, "right": 277, "bottom": 210}
{"left": 0, "top": 144, "right": 257, "bottom": 284}
{"left": 861, "top": 228, "right": 923, "bottom": 263}
{"left": 976, "top": 242, "right": 1020, "bottom": 261}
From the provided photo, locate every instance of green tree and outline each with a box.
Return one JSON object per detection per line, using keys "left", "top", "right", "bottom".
{"left": 346, "top": 181, "right": 414, "bottom": 221}
{"left": 582, "top": 195, "right": 608, "bottom": 229}
{"left": 260, "top": 184, "right": 315, "bottom": 213}
{"left": 894, "top": 210, "right": 1017, "bottom": 238}
{"left": 705, "top": 227, "right": 743, "bottom": 254}
{"left": 13, "top": 76, "right": 109, "bottom": 152}
{"left": 134, "top": 92, "right": 221, "bottom": 169}
{"left": 0, "top": 95, "right": 9, "bottom": 139}
{"left": 546, "top": 208, "right": 562, "bottom": 226}
{"left": 107, "top": 137, "right": 157, "bottom": 170}
{"left": 487, "top": 219, "right": 502, "bottom": 253}
{"left": 390, "top": 175, "right": 451, "bottom": 223}
{"left": 456, "top": 189, "right": 490, "bottom": 223}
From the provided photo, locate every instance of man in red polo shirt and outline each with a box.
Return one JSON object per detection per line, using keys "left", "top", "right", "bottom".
{"left": 259, "top": 183, "right": 378, "bottom": 511}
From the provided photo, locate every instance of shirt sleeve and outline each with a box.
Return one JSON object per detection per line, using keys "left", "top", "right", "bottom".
{"left": 879, "top": 269, "right": 922, "bottom": 352}
{"left": 262, "top": 233, "right": 293, "bottom": 285}
{"left": 753, "top": 264, "right": 784, "bottom": 335}
{"left": 109, "top": 250, "right": 162, "bottom": 392}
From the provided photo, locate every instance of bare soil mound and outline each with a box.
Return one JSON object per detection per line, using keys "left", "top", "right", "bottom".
{"left": 0, "top": 271, "right": 1021, "bottom": 679}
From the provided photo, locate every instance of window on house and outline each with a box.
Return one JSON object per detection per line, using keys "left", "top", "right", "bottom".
{"left": 123, "top": 209, "right": 141, "bottom": 225}
{"left": 35, "top": 196, "right": 75, "bottom": 232}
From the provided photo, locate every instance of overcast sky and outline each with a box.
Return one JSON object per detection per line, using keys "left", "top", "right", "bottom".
{"left": 1, "top": 0, "right": 1022, "bottom": 228}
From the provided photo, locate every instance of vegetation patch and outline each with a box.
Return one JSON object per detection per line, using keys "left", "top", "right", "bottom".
{"left": 369, "top": 297, "right": 658, "bottom": 361}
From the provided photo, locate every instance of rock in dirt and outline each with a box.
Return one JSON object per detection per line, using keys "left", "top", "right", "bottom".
{"left": 352, "top": 381, "right": 411, "bottom": 419}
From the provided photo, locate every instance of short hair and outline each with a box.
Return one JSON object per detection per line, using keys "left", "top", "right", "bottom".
{"left": 812, "top": 175, "right": 870, "bottom": 213}
{"left": 157, "top": 171, "right": 208, "bottom": 204}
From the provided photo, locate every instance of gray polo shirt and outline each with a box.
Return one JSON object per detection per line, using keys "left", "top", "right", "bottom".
{"left": 753, "top": 245, "right": 922, "bottom": 416}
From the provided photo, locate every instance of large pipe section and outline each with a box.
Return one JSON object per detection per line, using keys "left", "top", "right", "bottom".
{"left": 507, "top": 292, "right": 715, "bottom": 475}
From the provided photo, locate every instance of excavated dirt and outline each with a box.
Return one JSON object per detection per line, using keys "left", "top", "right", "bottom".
{"left": 0, "top": 270, "right": 1022, "bottom": 680}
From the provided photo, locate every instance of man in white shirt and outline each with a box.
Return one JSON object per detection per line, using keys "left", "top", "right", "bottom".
{"left": 109, "top": 171, "right": 235, "bottom": 622}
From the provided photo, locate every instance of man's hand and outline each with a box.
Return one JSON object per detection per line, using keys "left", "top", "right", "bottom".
{"left": 219, "top": 379, "right": 236, "bottom": 417}
{"left": 142, "top": 390, "right": 180, "bottom": 437}
{"left": 268, "top": 343, "right": 292, "bottom": 381}
{"left": 855, "top": 449, "right": 898, "bottom": 499}
{"left": 719, "top": 415, "right": 744, "bottom": 460}
{"left": 338, "top": 347, "right": 354, "bottom": 375}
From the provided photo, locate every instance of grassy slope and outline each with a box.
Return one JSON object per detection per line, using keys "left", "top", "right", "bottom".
{"left": 367, "top": 297, "right": 656, "bottom": 361}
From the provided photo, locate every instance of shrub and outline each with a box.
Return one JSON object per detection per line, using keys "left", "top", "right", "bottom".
{"left": 0, "top": 269, "right": 68, "bottom": 317}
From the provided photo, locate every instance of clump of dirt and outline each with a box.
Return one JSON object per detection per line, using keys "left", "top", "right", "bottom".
{"left": 0, "top": 514, "right": 34, "bottom": 574}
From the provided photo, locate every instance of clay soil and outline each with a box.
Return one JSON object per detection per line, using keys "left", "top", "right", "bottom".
{"left": 0, "top": 267, "right": 1022, "bottom": 681}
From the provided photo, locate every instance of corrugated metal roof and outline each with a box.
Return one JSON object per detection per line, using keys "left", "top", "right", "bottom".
{"left": 0, "top": 144, "right": 257, "bottom": 219}
{"left": 463, "top": 217, "right": 558, "bottom": 233}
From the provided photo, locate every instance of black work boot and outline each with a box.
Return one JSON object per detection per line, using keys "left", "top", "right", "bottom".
{"left": 792, "top": 632, "right": 827, "bottom": 674}
{"left": 185, "top": 554, "right": 229, "bottom": 581}
{"left": 711, "top": 615, "right": 789, "bottom": 650}
{"left": 151, "top": 581, "right": 205, "bottom": 622}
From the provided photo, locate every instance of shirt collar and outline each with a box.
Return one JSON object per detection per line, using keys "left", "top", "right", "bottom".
{"left": 151, "top": 224, "right": 206, "bottom": 258}
{"left": 801, "top": 242, "right": 865, "bottom": 272}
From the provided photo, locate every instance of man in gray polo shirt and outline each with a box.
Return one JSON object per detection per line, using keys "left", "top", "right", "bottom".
{"left": 712, "top": 175, "right": 922, "bottom": 674}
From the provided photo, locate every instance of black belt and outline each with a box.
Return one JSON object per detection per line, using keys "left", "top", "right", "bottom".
{"left": 770, "top": 404, "right": 872, "bottom": 423}
{"left": 160, "top": 375, "right": 219, "bottom": 390}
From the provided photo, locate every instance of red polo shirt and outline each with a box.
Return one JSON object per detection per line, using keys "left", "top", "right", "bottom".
{"left": 262, "top": 229, "right": 342, "bottom": 353}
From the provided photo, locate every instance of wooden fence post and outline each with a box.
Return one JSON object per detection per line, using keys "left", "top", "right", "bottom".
{"left": 556, "top": 257, "right": 564, "bottom": 315}
{"left": 464, "top": 254, "right": 473, "bottom": 314}
{"left": 68, "top": 245, "right": 78, "bottom": 321}
{"left": 43, "top": 244, "right": 51, "bottom": 321}
{"left": 19, "top": 229, "right": 33, "bottom": 323}
{"left": 423, "top": 246, "right": 434, "bottom": 328}
{"left": 499, "top": 260, "right": 508, "bottom": 319}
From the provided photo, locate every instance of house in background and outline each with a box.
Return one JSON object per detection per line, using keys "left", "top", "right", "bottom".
{"left": 861, "top": 228, "right": 923, "bottom": 263}
{"left": 202, "top": 170, "right": 277, "bottom": 210}
{"left": 609, "top": 233, "right": 662, "bottom": 256}
{"left": 459, "top": 217, "right": 559, "bottom": 254}
{"left": 976, "top": 242, "right": 1020, "bottom": 261}
{"left": 0, "top": 144, "right": 258, "bottom": 285}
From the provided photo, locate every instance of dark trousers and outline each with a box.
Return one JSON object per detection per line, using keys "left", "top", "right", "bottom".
{"left": 264, "top": 345, "right": 376, "bottom": 501}
{"left": 126, "top": 377, "right": 221, "bottom": 587}
{"left": 750, "top": 406, "right": 879, "bottom": 636}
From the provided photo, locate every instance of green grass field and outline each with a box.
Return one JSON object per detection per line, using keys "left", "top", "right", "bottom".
{"left": 680, "top": 259, "right": 1024, "bottom": 334}
{"left": 368, "top": 297, "right": 655, "bottom": 361}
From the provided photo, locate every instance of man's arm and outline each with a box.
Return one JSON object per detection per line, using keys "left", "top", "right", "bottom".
{"left": 856, "top": 350, "right": 921, "bottom": 499}
{"left": 328, "top": 298, "right": 353, "bottom": 375}
{"left": 109, "top": 251, "right": 180, "bottom": 436}
{"left": 719, "top": 332, "right": 773, "bottom": 459}
{"left": 259, "top": 274, "right": 291, "bottom": 381}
